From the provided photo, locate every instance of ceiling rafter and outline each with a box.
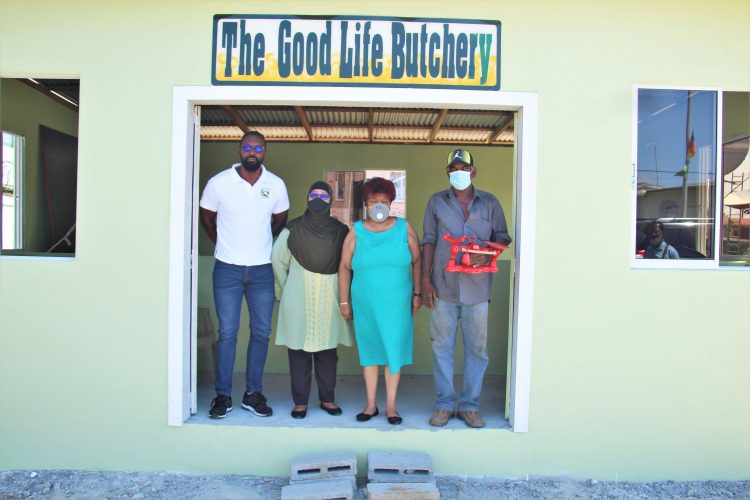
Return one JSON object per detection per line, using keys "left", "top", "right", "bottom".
{"left": 486, "top": 113, "right": 514, "bottom": 144}
{"left": 20, "top": 79, "right": 79, "bottom": 113}
{"left": 294, "top": 106, "right": 313, "bottom": 141}
{"left": 220, "top": 105, "right": 250, "bottom": 134}
{"left": 367, "top": 108, "right": 374, "bottom": 143}
{"left": 429, "top": 109, "right": 449, "bottom": 143}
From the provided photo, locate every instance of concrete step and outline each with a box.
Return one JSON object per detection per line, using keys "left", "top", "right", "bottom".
{"left": 367, "top": 482, "right": 440, "bottom": 499}
{"left": 290, "top": 451, "right": 358, "bottom": 482}
{"left": 291, "top": 476, "right": 358, "bottom": 491}
{"left": 281, "top": 478, "right": 354, "bottom": 500}
{"left": 367, "top": 451, "right": 434, "bottom": 483}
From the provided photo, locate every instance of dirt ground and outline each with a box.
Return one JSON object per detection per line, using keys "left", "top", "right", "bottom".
{"left": 1, "top": 470, "right": 748, "bottom": 499}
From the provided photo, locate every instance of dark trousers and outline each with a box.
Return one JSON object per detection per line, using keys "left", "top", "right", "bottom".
{"left": 288, "top": 348, "right": 338, "bottom": 405}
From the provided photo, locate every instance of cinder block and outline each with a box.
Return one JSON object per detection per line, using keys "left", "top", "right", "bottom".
{"left": 281, "top": 478, "right": 354, "bottom": 500}
{"left": 367, "top": 482, "right": 440, "bottom": 500}
{"left": 367, "top": 451, "right": 434, "bottom": 483}
{"left": 291, "top": 475, "right": 358, "bottom": 491}
{"left": 290, "top": 452, "right": 358, "bottom": 482}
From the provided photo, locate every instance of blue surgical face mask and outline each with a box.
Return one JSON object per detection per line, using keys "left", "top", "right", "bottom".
{"left": 368, "top": 203, "right": 389, "bottom": 222}
{"left": 449, "top": 170, "right": 472, "bottom": 190}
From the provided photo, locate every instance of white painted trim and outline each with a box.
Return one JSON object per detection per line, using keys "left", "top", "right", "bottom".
{"left": 167, "top": 85, "right": 538, "bottom": 431}
{"left": 508, "top": 95, "right": 537, "bottom": 432}
{"left": 168, "top": 91, "right": 193, "bottom": 426}
{"left": 630, "top": 85, "right": 723, "bottom": 270}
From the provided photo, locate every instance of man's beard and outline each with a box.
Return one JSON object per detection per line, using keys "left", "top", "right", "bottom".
{"left": 241, "top": 157, "right": 261, "bottom": 172}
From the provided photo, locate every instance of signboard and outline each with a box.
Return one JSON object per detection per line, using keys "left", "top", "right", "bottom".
{"left": 212, "top": 15, "right": 500, "bottom": 90}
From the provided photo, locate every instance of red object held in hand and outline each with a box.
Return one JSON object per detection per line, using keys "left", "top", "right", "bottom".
{"left": 444, "top": 234, "right": 508, "bottom": 274}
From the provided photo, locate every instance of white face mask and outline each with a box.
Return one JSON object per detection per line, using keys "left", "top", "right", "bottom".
{"left": 449, "top": 170, "right": 472, "bottom": 190}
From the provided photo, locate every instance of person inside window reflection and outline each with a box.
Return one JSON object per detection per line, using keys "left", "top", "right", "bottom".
{"left": 271, "top": 182, "right": 353, "bottom": 419}
{"left": 644, "top": 221, "right": 680, "bottom": 259}
{"left": 338, "top": 177, "right": 422, "bottom": 425}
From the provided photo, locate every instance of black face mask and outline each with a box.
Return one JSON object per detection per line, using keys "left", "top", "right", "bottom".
{"left": 307, "top": 198, "right": 330, "bottom": 215}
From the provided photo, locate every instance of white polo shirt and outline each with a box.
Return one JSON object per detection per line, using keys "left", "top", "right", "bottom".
{"left": 200, "top": 164, "right": 289, "bottom": 266}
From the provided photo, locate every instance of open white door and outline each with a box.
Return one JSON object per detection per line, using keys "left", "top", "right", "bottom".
{"left": 189, "top": 105, "right": 201, "bottom": 414}
{"left": 168, "top": 100, "right": 202, "bottom": 425}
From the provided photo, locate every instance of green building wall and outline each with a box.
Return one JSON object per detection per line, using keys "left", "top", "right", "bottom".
{"left": 0, "top": 0, "right": 748, "bottom": 480}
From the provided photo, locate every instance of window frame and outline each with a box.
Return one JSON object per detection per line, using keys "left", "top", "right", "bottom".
{"left": 631, "top": 85, "right": 724, "bottom": 270}
{"left": 2, "top": 130, "right": 25, "bottom": 250}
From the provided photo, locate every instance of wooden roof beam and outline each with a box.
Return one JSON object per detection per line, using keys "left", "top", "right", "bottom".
{"left": 486, "top": 113, "right": 514, "bottom": 144}
{"left": 294, "top": 106, "right": 314, "bottom": 141}
{"left": 429, "top": 109, "right": 449, "bottom": 143}
{"left": 368, "top": 108, "right": 375, "bottom": 143}
{"left": 221, "top": 105, "right": 250, "bottom": 134}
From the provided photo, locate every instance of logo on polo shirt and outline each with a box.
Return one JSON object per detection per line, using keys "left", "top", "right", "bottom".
{"left": 260, "top": 188, "right": 270, "bottom": 199}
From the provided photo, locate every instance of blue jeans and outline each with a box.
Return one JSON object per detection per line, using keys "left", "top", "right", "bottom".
{"left": 430, "top": 299, "right": 489, "bottom": 411}
{"left": 212, "top": 260, "right": 274, "bottom": 396}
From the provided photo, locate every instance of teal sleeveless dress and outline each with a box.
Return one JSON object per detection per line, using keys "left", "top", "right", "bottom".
{"left": 351, "top": 217, "right": 414, "bottom": 373}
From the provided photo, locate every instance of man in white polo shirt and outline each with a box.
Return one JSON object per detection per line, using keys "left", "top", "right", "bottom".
{"left": 199, "top": 131, "right": 289, "bottom": 419}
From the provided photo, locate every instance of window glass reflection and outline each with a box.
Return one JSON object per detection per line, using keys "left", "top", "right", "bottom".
{"left": 636, "top": 89, "right": 717, "bottom": 260}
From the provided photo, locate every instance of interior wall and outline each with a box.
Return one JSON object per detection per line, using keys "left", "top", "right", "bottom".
{"left": 0, "top": 78, "right": 78, "bottom": 252}
{"left": 723, "top": 92, "right": 750, "bottom": 140}
{"left": 197, "top": 141, "right": 515, "bottom": 376}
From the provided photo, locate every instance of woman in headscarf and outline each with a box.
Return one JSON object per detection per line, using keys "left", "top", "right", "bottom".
{"left": 272, "top": 181, "right": 353, "bottom": 419}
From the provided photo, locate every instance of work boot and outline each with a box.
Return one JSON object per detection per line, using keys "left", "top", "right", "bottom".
{"left": 457, "top": 410, "right": 485, "bottom": 428}
{"left": 429, "top": 409, "right": 455, "bottom": 427}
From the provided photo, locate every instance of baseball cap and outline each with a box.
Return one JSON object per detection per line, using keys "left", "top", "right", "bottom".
{"left": 446, "top": 149, "right": 474, "bottom": 168}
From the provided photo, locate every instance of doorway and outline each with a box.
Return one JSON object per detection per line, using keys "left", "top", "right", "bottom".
{"left": 168, "top": 86, "right": 537, "bottom": 432}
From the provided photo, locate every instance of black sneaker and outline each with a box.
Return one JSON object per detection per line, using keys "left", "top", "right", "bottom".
{"left": 209, "top": 394, "right": 233, "bottom": 419}
{"left": 241, "top": 391, "right": 273, "bottom": 417}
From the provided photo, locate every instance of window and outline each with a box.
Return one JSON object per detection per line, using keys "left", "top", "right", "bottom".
{"left": 2, "top": 131, "right": 24, "bottom": 250}
{"left": 633, "top": 87, "right": 719, "bottom": 266}
{"left": 326, "top": 170, "right": 365, "bottom": 227}
{"left": 720, "top": 92, "right": 750, "bottom": 267}
{"left": 0, "top": 78, "right": 79, "bottom": 256}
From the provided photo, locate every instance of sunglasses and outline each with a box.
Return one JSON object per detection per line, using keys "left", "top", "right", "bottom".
{"left": 309, "top": 192, "right": 330, "bottom": 201}
{"left": 241, "top": 144, "right": 266, "bottom": 153}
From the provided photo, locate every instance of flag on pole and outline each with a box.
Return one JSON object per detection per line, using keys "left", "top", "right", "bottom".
{"left": 676, "top": 130, "right": 696, "bottom": 176}
{"left": 687, "top": 131, "right": 696, "bottom": 159}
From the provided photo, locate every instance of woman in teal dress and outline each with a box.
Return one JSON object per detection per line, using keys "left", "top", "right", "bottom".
{"left": 338, "top": 177, "right": 422, "bottom": 425}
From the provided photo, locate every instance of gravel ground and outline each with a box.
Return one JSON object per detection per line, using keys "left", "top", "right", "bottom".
{"left": 0, "top": 470, "right": 748, "bottom": 499}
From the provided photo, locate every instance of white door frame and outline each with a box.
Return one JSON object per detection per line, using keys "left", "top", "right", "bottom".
{"left": 167, "top": 85, "right": 537, "bottom": 431}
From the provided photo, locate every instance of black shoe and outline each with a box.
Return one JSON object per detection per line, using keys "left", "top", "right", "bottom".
{"left": 209, "top": 394, "right": 233, "bottom": 419}
{"left": 320, "top": 403, "right": 342, "bottom": 416}
{"left": 387, "top": 414, "right": 403, "bottom": 425}
{"left": 241, "top": 391, "right": 273, "bottom": 417}
{"left": 356, "top": 407, "right": 379, "bottom": 422}
{"left": 291, "top": 407, "right": 307, "bottom": 419}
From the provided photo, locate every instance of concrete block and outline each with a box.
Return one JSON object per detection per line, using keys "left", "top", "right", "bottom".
{"left": 290, "top": 452, "right": 358, "bottom": 482}
{"left": 367, "top": 451, "right": 434, "bottom": 483}
{"left": 291, "top": 475, "right": 358, "bottom": 491}
{"left": 367, "top": 482, "right": 440, "bottom": 500}
{"left": 281, "top": 478, "right": 354, "bottom": 500}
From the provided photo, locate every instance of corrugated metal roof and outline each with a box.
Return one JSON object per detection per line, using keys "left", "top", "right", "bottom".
{"left": 200, "top": 105, "right": 514, "bottom": 145}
